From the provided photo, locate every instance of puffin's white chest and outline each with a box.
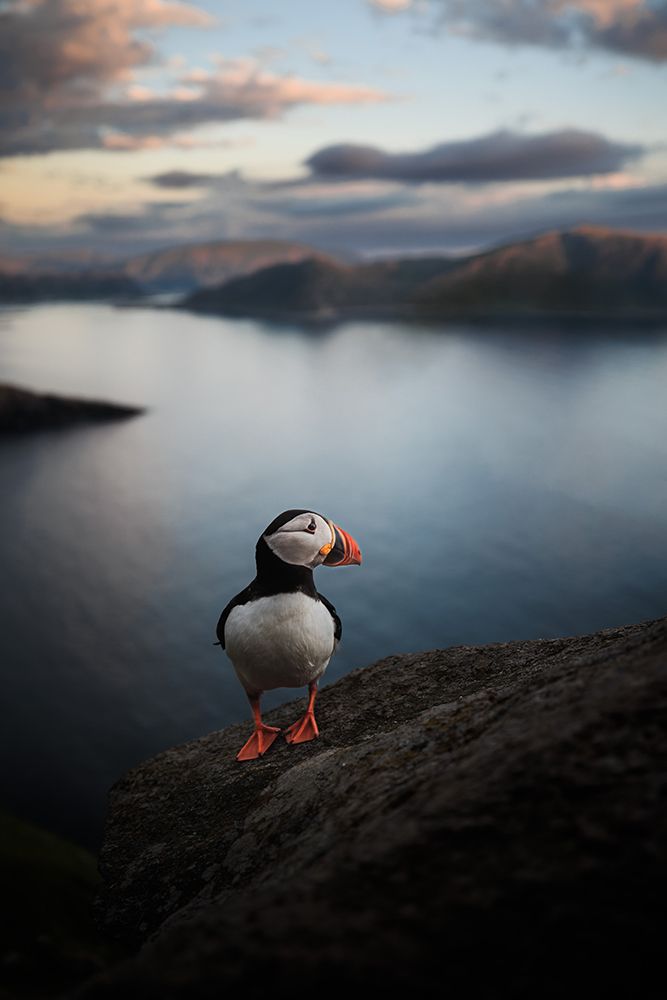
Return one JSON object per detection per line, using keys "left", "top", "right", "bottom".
{"left": 224, "top": 591, "right": 336, "bottom": 694}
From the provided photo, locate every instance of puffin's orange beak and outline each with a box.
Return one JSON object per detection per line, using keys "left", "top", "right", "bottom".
{"left": 322, "top": 522, "right": 362, "bottom": 566}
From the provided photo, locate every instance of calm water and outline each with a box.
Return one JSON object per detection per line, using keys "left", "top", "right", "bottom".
{"left": 1, "top": 302, "right": 667, "bottom": 846}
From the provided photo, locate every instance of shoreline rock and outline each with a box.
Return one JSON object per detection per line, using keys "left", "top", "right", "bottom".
{"left": 0, "top": 384, "right": 145, "bottom": 434}
{"left": 83, "top": 615, "right": 667, "bottom": 998}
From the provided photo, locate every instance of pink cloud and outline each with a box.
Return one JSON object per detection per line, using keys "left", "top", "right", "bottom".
{"left": 182, "top": 58, "right": 388, "bottom": 114}
{"left": 1, "top": 1, "right": 213, "bottom": 109}
{"left": 0, "top": 5, "right": 388, "bottom": 157}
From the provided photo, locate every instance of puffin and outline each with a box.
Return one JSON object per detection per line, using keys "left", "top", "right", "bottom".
{"left": 216, "top": 509, "right": 362, "bottom": 761}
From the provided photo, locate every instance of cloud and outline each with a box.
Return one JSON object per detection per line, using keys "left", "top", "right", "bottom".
{"left": 142, "top": 169, "right": 418, "bottom": 218}
{"left": 306, "top": 130, "right": 644, "bottom": 184}
{"left": 370, "top": 0, "right": 414, "bottom": 10}
{"left": 0, "top": 0, "right": 209, "bottom": 155}
{"left": 146, "top": 170, "right": 219, "bottom": 188}
{"left": 0, "top": 3, "right": 388, "bottom": 157}
{"left": 180, "top": 58, "right": 388, "bottom": 112}
{"left": 263, "top": 179, "right": 667, "bottom": 256}
{"left": 261, "top": 186, "right": 418, "bottom": 218}
{"left": 102, "top": 132, "right": 248, "bottom": 152}
{"left": 4, "top": 165, "right": 667, "bottom": 260}
{"left": 0, "top": 1, "right": 211, "bottom": 105}
{"left": 78, "top": 200, "right": 195, "bottom": 235}
{"left": 370, "top": 1, "right": 667, "bottom": 62}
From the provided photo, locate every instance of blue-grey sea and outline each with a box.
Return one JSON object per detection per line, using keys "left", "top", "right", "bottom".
{"left": 1, "top": 302, "right": 667, "bottom": 846}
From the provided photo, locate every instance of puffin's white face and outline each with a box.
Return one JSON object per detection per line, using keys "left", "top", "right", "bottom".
{"left": 264, "top": 511, "right": 334, "bottom": 569}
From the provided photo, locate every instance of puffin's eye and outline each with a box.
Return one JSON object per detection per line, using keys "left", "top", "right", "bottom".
{"left": 305, "top": 520, "right": 317, "bottom": 533}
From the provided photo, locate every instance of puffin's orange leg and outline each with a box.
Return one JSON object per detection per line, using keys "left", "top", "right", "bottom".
{"left": 284, "top": 682, "right": 319, "bottom": 745}
{"left": 236, "top": 694, "right": 280, "bottom": 762}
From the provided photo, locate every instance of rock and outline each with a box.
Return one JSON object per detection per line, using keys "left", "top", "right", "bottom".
{"left": 0, "top": 811, "right": 118, "bottom": 998}
{"left": 84, "top": 616, "right": 667, "bottom": 998}
{"left": 0, "top": 384, "right": 144, "bottom": 433}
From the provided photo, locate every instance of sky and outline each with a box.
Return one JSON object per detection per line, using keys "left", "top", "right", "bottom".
{"left": 1, "top": 0, "right": 666, "bottom": 259}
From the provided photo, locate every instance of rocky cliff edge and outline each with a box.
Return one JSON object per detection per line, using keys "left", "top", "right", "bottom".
{"left": 83, "top": 616, "right": 667, "bottom": 998}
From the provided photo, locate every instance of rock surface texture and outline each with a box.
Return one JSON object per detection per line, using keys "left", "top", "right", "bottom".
{"left": 85, "top": 616, "right": 667, "bottom": 999}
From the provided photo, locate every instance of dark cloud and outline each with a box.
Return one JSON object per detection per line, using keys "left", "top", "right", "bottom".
{"left": 0, "top": 1, "right": 176, "bottom": 104}
{"left": 0, "top": 1, "right": 386, "bottom": 157}
{"left": 0, "top": 0, "right": 199, "bottom": 155}
{"left": 307, "top": 130, "right": 644, "bottom": 184}
{"left": 377, "top": 1, "right": 667, "bottom": 63}
{"left": 0, "top": 1, "right": 211, "bottom": 139}
{"left": 595, "top": 5, "right": 667, "bottom": 62}
{"left": 146, "top": 171, "right": 219, "bottom": 189}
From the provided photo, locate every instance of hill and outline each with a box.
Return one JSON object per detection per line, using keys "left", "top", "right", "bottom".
{"left": 122, "top": 239, "right": 338, "bottom": 293}
{"left": 183, "top": 226, "right": 667, "bottom": 321}
{"left": 3, "top": 227, "right": 665, "bottom": 313}
{"left": 416, "top": 226, "right": 667, "bottom": 317}
{"left": 186, "top": 254, "right": 455, "bottom": 318}
{"left": 0, "top": 240, "right": 336, "bottom": 299}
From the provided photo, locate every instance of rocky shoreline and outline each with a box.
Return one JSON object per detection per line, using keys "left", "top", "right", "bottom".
{"left": 77, "top": 614, "right": 667, "bottom": 998}
{"left": 0, "top": 384, "right": 144, "bottom": 433}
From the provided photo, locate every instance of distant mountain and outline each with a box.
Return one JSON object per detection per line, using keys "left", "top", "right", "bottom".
{"left": 0, "top": 271, "right": 139, "bottom": 304}
{"left": 0, "top": 254, "right": 31, "bottom": 275}
{"left": 183, "top": 227, "right": 667, "bottom": 321}
{"left": 416, "top": 227, "right": 667, "bottom": 317}
{"left": 0, "top": 250, "right": 119, "bottom": 276}
{"left": 121, "top": 240, "right": 338, "bottom": 293}
{"left": 186, "top": 255, "right": 455, "bottom": 318}
{"left": 0, "top": 240, "right": 336, "bottom": 299}
{"left": 3, "top": 227, "right": 666, "bottom": 313}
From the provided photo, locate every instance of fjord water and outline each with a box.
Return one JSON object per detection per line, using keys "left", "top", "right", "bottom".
{"left": 2, "top": 302, "right": 667, "bottom": 845}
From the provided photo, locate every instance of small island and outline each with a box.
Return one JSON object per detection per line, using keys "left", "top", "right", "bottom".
{"left": 0, "top": 384, "right": 144, "bottom": 434}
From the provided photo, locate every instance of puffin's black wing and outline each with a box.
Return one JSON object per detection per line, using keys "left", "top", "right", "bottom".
{"left": 215, "top": 585, "right": 255, "bottom": 649}
{"left": 318, "top": 593, "right": 342, "bottom": 644}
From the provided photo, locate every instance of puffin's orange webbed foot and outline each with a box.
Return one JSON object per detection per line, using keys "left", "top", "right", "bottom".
{"left": 284, "top": 680, "right": 319, "bottom": 745}
{"left": 236, "top": 723, "right": 280, "bottom": 761}
{"left": 284, "top": 712, "right": 319, "bottom": 744}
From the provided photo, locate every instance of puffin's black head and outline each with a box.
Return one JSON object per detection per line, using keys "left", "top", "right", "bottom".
{"left": 261, "top": 509, "right": 362, "bottom": 569}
